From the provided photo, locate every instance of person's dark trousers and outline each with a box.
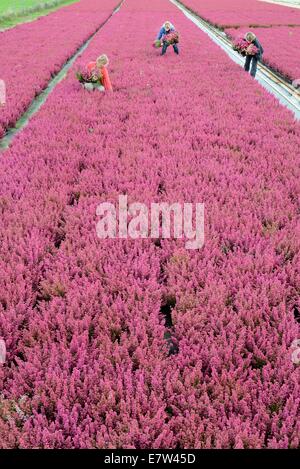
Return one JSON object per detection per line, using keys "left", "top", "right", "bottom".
{"left": 244, "top": 55, "right": 258, "bottom": 77}
{"left": 173, "top": 43, "right": 179, "bottom": 54}
{"left": 161, "top": 41, "right": 179, "bottom": 55}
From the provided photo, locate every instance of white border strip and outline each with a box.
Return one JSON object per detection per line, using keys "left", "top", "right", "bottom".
{"left": 259, "top": 0, "right": 300, "bottom": 9}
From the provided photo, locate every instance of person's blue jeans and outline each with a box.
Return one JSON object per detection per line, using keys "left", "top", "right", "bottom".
{"left": 161, "top": 41, "right": 179, "bottom": 55}
{"left": 244, "top": 55, "right": 258, "bottom": 77}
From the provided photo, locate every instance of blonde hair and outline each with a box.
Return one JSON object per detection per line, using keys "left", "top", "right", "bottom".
{"left": 96, "top": 54, "right": 109, "bottom": 67}
{"left": 164, "top": 21, "right": 171, "bottom": 29}
{"left": 245, "top": 32, "right": 256, "bottom": 42}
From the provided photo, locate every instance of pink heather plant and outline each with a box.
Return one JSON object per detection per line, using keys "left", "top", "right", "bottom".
{"left": 0, "top": 0, "right": 299, "bottom": 449}
{"left": 233, "top": 38, "right": 250, "bottom": 55}
{"left": 162, "top": 31, "right": 179, "bottom": 45}
{"left": 75, "top": 65, "right": 102, "bottom": 85}
{"left": 246, "top": 43, "right": 259, "bottom": 56}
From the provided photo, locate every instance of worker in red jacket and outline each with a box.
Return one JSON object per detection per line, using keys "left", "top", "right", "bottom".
{"left": 87, "top": 54, "right": 113, "bottom": 91}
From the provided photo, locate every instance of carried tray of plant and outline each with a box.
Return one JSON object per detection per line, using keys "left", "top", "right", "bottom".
{"left": 162, "top": 31, "right": 179, "bottom": 45}
{"left": 76, "top": 66, "right": 104, "bottom": 91}
{"left": 233, "top": 38, "right": 258, "bottom": 56}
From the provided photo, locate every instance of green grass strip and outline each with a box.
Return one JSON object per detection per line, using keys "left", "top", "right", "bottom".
{"left": 0, "top": 0, "right": 80, "bottom": 30}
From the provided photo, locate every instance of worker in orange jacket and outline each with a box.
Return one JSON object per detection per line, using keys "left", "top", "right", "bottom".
{"left": 87, "top": 54, "right": 113, "bottom": 91}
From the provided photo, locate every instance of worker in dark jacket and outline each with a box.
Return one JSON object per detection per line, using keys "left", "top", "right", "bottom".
{"left": 244, "top": 32, "right": 264, "bottom": 78}
{"left": 157, "top": 21, "right": 179, "bottom": 56}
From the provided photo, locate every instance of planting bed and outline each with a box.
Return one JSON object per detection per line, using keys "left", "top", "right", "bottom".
{"left": 0, "top": 0, "right": 299, "bottom": 449}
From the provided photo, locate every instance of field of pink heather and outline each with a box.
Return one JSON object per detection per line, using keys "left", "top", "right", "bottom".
{"left": 180, "top": 0, "right": 300, "bottom": 27}
{"left": 0, "top": 0, "right": 120, "bottom": 138}
{"left": 0, "top": 0, "right": 300, "bottom": 449}
{"left": 226, "top": 26, "right": 300, "bottom": 81}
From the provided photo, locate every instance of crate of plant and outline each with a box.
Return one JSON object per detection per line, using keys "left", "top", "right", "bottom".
{"left": 163, "top": 30, "right": 179, "bottom": 45}
{"left": 76, "top": 65, "right": 104, "bottom": 91}
{"left": 233, "top": 37, "right": 259, "bottom": 56}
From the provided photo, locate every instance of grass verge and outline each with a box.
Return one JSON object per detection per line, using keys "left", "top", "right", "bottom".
{"left": 0, "top": 0, "right": 80, "bottom": 30}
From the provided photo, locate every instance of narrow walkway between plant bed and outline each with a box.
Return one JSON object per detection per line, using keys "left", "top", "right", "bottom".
{"left": 0, "top": 0, "right": 125, "bottom": 151}
{"left": 170, "top": 0, "right": 300, "bottom": 120}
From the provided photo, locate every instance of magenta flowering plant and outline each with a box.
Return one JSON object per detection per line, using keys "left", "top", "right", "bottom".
{"left": 76, "top": 66, "right": 103, "bottom": 84}
{"left": 162, "top": 31, "right": 179, "bottom": 45}
{"left": 246, "top": 43, "right": 259, "bottom": 56}
{"left": 233, "top": 38, "right": 258, "bottom": 56}
{"left": 233, "top": 37, "right": 251, "bottom": 55}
